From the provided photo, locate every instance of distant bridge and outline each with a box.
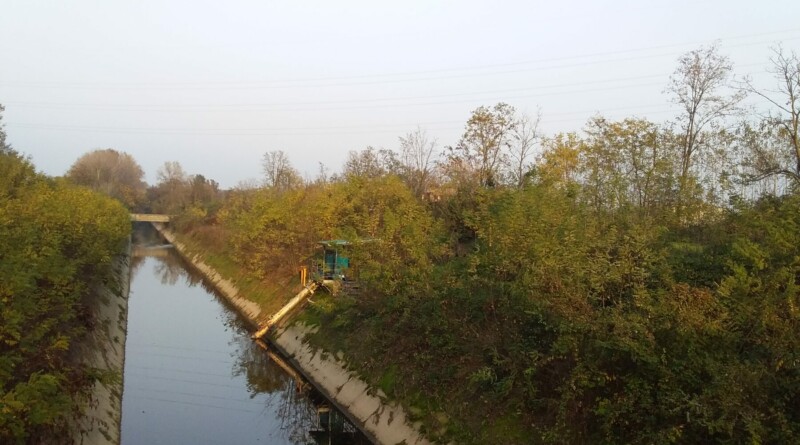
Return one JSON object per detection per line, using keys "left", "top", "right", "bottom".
{"left": 130, "top": 213, "right": 171, "bottom": 223}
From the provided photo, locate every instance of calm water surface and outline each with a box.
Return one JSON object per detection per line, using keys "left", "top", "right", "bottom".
{"left": 121, "top": 228, "right": 319, "bottom": 444}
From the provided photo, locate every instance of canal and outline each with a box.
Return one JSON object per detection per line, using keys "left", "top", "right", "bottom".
{"left": 121, "top": 226, "right": 365, "bottom": 444}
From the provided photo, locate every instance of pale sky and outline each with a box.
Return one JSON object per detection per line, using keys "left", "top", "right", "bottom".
{"left": 1, "top": 1, "right": 798, "bottom": 188}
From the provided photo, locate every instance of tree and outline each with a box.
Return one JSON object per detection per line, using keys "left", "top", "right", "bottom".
{"left": 147, "top": 162, "right": 221, "bottom": 216}
{"left": 339, "top": 175, "right": 442, "bottom": 297}
{"left": 507, "top": 110, "right": 541, "bottom": 188}
{"left": 0, "top": 104, "right": 8, "bottom": 154}
{"left": 538, "top": 132, "right": 582, "bottom": 187}
{"left": 314, "top": 162, "right": 330, "bottom": 185}
{"left": 342, "top": 146, "right": 400, "bottom": 179}
{"left": 0, "top": 104, "right": 38, "bottom": 199}
{"left": 151, "top": 161, "right": 189, "bottom": 213}
{"left": 666, "top": 43, "right": 744, "bottom": 210}
{"left": 0, "top": 151, "right": 130, "bottom": 443}
{"left": 399, "top": 127, "right": 438, "bottom": 196}
{"left": 262, "top": 150, "right": 301, "bottom": 191}
{"left": 157, "top": 160, "right": 186, "bottom": 184}
{"left": 448, "top": 103, "right": 517, "bottom": 187}
{"left": 66, "top": 149, "right": 146, "bottom": 208}
{"left": 188, "top": 174, "right": 220, "bottom": 207}
{"left": 582, "top": 117, "right": 677, "bottom": 215}
{"left": 741, "top": 45, "right": 800, "bottom": 186}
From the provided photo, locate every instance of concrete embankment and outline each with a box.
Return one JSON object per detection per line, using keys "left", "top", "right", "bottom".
{"left": 151, "top": 223, "right": 431, "bottom": 445}
{"left": 152, "top": 223, "right": 262, "bottom": 323}
{"left": 72, "top": 239, "right": 131, "bottom": 444}
{"left": 274, "top": 324, "right": 432, "bottom": 445}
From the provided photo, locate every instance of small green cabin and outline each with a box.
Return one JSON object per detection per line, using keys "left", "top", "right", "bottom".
{"left": 317, "top": 240, "right": 350, "bottom": 280}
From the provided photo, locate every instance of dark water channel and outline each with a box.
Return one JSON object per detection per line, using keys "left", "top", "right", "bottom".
{"left": 121, "top": 225, "right": 367, "bottom": 445}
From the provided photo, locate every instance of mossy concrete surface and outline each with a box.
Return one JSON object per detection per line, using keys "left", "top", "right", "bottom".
{"left": 273, "top": 323, "right": 432, "bottom": 445}
{"left": 71, "top": 240, "right": 131, "bottom": 444}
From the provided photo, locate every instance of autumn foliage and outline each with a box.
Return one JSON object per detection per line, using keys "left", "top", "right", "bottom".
{"left": 0, "top": 140, "right": 130, "bottom": 442}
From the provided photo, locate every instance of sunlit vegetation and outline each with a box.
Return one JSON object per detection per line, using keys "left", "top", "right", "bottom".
{"left": 157, "top": 44, "right": 800, "bottom": 444}
{"left": 5, "top": 42, "right": 796, "bottom": 443}
{"left": 0, "top": 107, "right": 131, "bottom": 443}
{"left": 66, "top": 148, "right": 147, "bottom": 210}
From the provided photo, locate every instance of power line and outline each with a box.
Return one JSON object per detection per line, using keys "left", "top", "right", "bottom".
{"left": 123, "top": 393, "right": 264, "bottom": 415}
{"left": 127, "top": 364, "right": 237, "bottom": 380}
{"left": 6, "top": 105, "right": 674, "bottom": 135}
{"left": 122, "top": 349, "right": 234, "bottom": 364}
{"left": 3, "top": 80, "right": 670, "bottom": 119}
{"left": 126, "top": 341, "right": 233, "bottom": 355}
{"left": 2, "top": 113, "right": 679, "bottom": 138}
{"left": 127, "top": 385, "right": 279, "bottom": 407}
{"left": 0, "top": 78, "right": 732, "bottom": 129}
{"left": 3, "top": 122, "right": 462, "bottom": 137}
{"left": 2, "top": 63, "right": 768, "bottom": 113}
{"left": 0, "top": 105, "right": 731, "bottom": 137}
{"left": 125, "top": 371, "right": 245, "bottom": 390}
{"left": 1, "top": 34, "right": 796, "bottom": 91}
{"left": 4, "top": 73, "right": 671, "bottom": 110}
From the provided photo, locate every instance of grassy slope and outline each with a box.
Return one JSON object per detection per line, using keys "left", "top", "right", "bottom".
{"left": 171, "top": 225, "right": 484, "bottom": 443}
{"left": 297, "top": 290, "right": 536, "bottom": 445}
{"left": 171, "top": 226, "right": 302, "bottom": 318}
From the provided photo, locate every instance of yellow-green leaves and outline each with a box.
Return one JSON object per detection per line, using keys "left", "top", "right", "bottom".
{"left": 1, "top": 149, "right": 130, "bottom": 443}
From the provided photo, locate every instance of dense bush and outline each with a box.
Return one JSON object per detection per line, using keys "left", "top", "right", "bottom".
{"left": 303, "top": 183, "right": 800, "bottom": 444}
{"left": 0, "top": 147, "right": 130, "bottom": 443}
{"left": 167, "top": 108, "right": 800, "bottom": 443}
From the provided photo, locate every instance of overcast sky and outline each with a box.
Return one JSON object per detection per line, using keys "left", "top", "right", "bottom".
{"left": 2, "top": 1, "right": 799, "bottom": 188}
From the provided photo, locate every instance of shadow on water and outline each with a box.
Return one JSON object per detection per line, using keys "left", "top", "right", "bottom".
{"left": 124, "top": 223, "right": 370, "bottom": 445}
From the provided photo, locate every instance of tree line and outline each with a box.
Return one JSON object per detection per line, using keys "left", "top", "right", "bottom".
{"left": 0, "top": 106, "right": 131, "bottom": 443}
{"left": 146, "top": 44, "right": 798, "bottom": 444}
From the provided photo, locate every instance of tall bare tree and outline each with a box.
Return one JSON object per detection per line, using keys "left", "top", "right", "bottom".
{"left": 157, "top": 160, "right": 187, "bottom": 184}
{"left": 343, "top": 146, "right": 400, "bottom": 179}
{"left": 399, "top": 127, "right": 438, "bottom": 196}
{"left": 262, "top": 150, "right": 301, "bottom": 191}
{"left": 314, "top": 162, "right": 330, "bottom": 185}
{"left": 507, "top": 110, "right": 542, "bottom": 188}
{"left": 741, "top": 45, "right": 800, "bottom": 186}
{"left": 666, "top": 43, "right": 744, "bottom": 209}
{"left": 153, "top": 161, "right": 189, "bottom": 213}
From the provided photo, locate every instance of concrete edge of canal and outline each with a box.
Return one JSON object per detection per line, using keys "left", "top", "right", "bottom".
{"left": 71, "top": 237, "right": 132, "bottom": 445}
{"left": 272, "top": 324, "right": 433, "bottom": 445}
{"left": 151, "top": 223, "right": 433, "bottom": 445}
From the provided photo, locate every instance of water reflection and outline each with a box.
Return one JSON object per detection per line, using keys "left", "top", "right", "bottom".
{"left": 123, "top": 224, "right": 369, "bottom": 445}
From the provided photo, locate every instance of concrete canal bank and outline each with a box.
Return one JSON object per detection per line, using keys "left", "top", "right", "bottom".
{"left": 273, "top": 324, "right": 432, "bottom": 445}
{"left": 151, "top": 223, "right": 431, "bottom": 445}
{"left": 72, "top": 239, "right": 132, "bottom": 444}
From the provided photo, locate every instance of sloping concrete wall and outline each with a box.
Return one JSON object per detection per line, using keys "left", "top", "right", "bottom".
{"left": 72, "top": 239, "right": 131, "bottom": 444}
{"left": 150, "top": 223, "right": 431, "bottom": 445}
{"left": 152, "top": 223, "right": 262, "bottom": 322}
{"left": 273, "top": 324, "right": 431, "bottom": 445}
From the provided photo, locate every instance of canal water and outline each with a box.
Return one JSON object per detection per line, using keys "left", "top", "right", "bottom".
{"left": 121, "top": 226, "right": 363, "bottom": 444}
